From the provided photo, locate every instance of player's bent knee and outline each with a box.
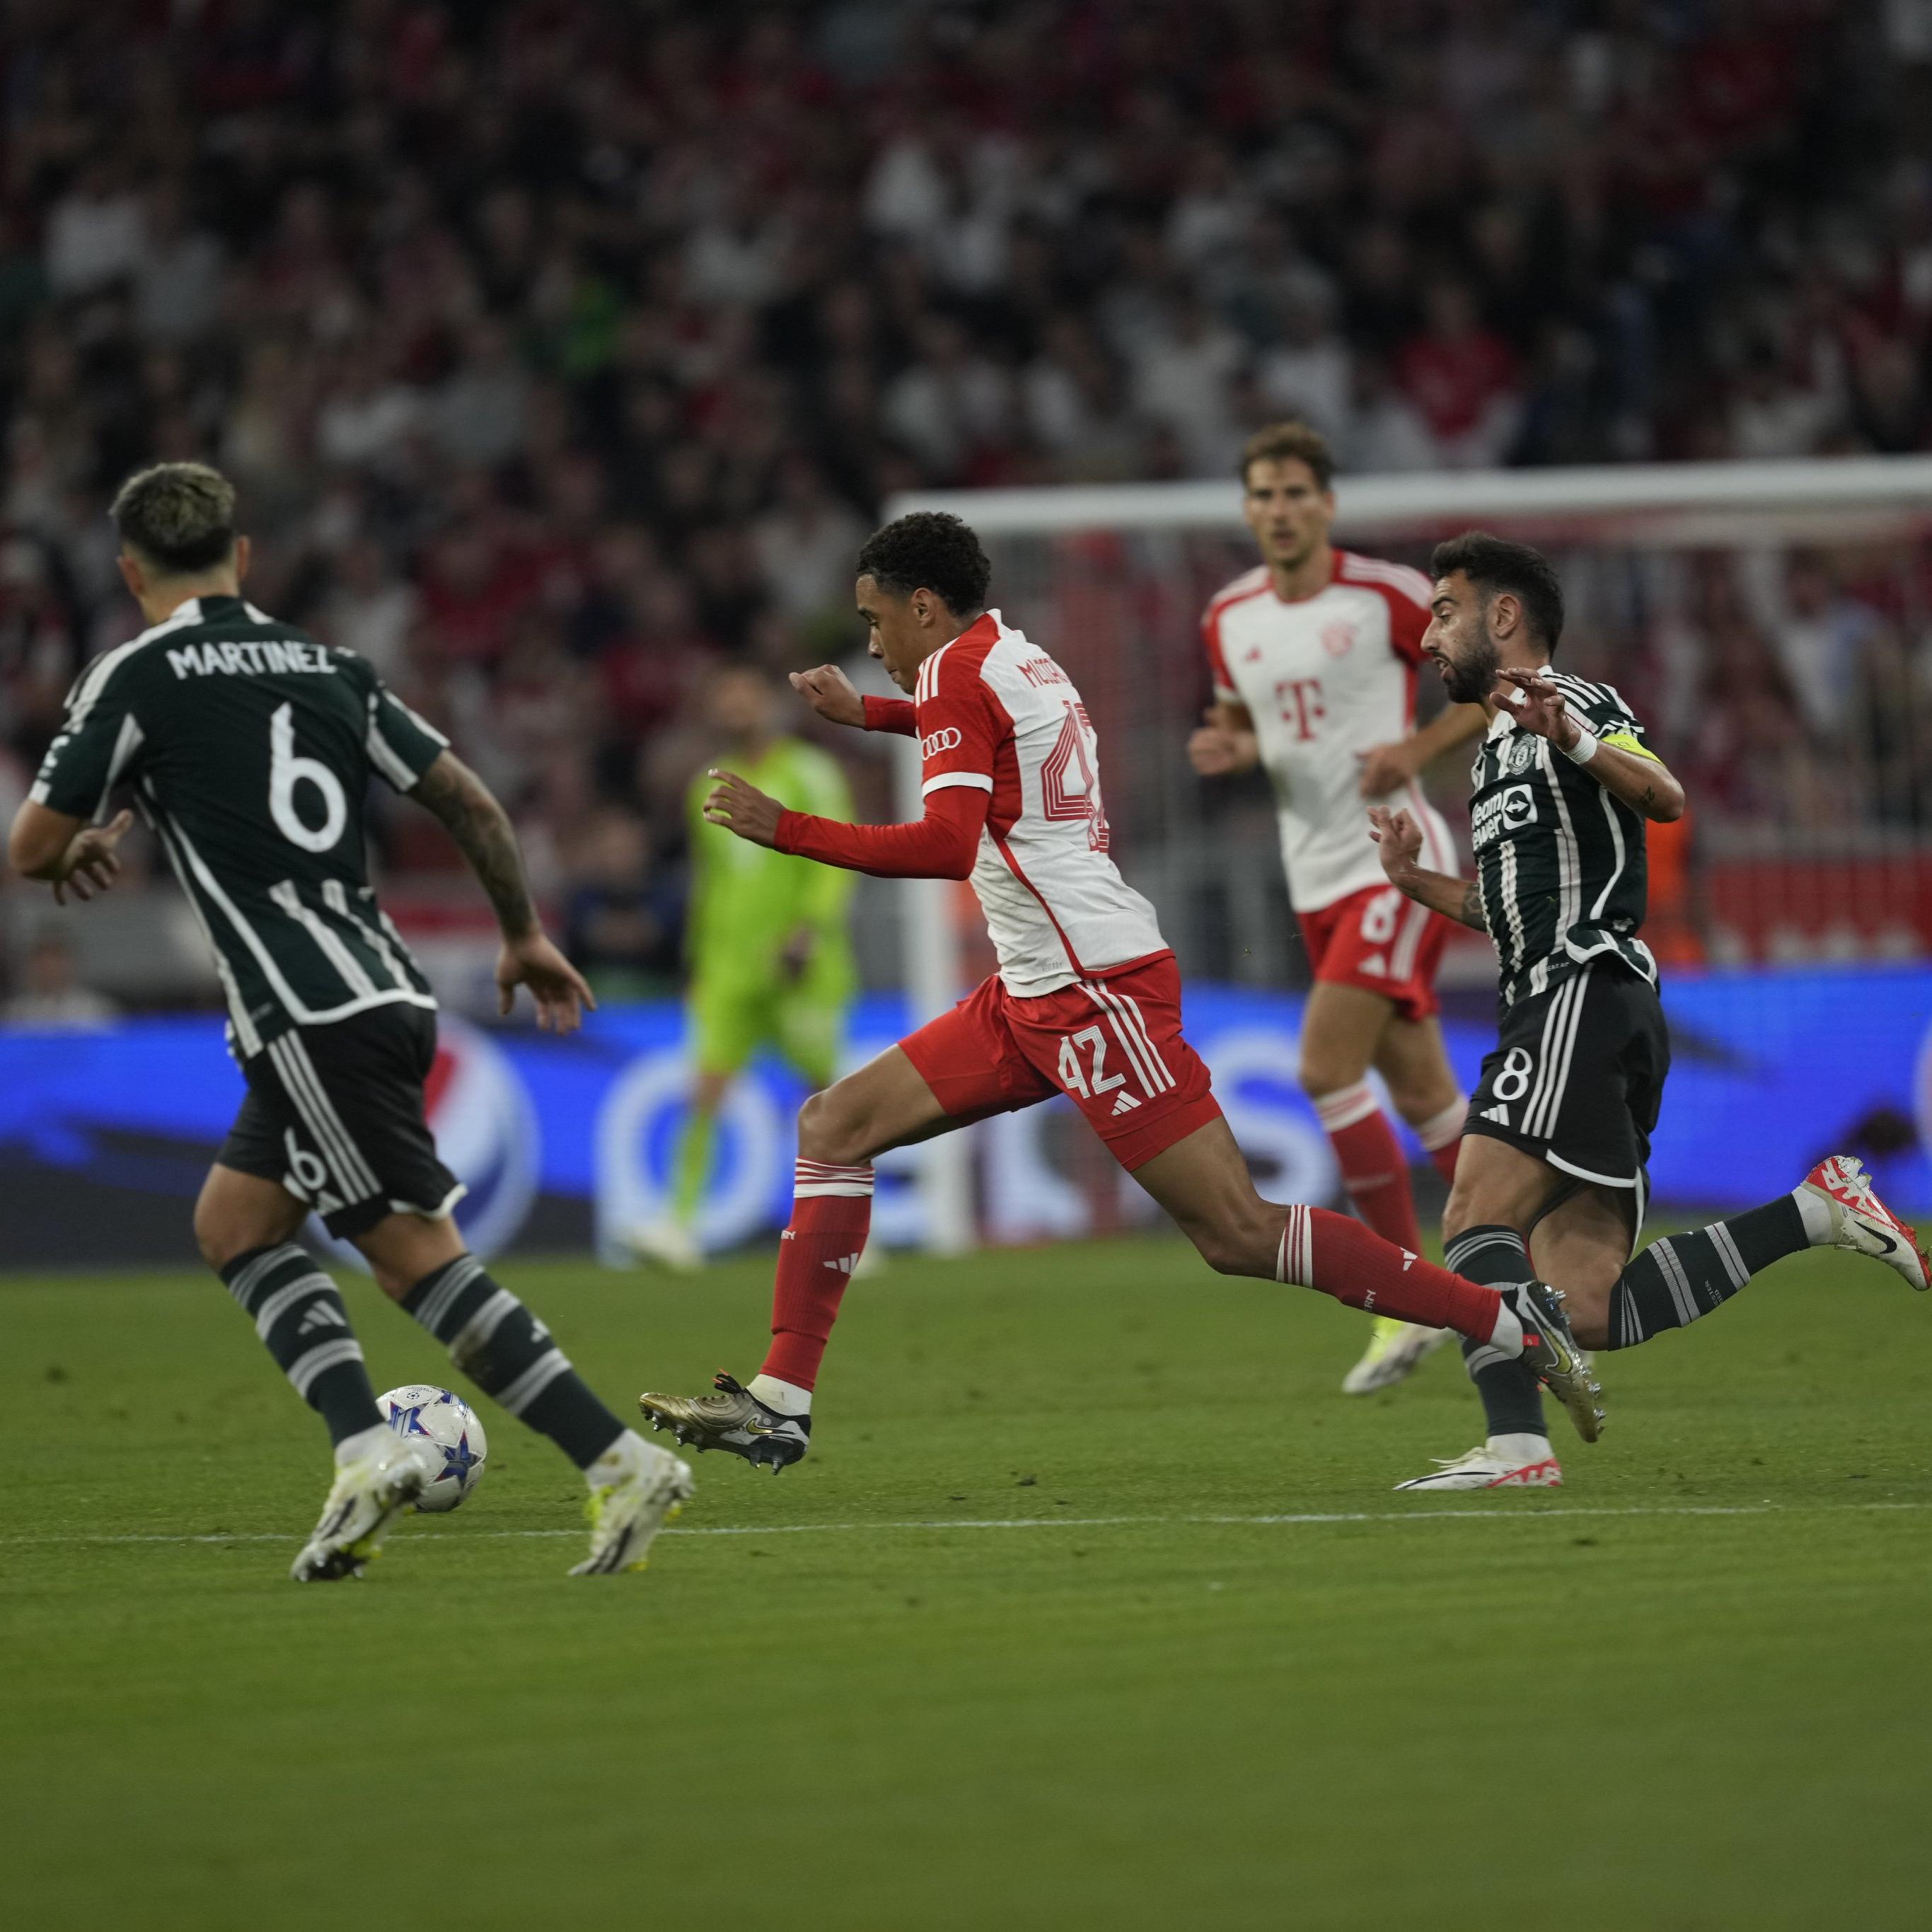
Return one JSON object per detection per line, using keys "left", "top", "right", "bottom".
{"left": 795, "top": 1085, "right": 870, "bottom": 1167}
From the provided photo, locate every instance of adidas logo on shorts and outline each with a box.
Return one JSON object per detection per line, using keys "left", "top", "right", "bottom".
{"left": 1481, "top": 1104, "right": 1510, "bottom": 1126}
{"left": 1111, "top": 1092, "right": 1142, "bottom": 1116}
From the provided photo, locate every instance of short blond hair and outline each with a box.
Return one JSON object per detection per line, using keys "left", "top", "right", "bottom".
{"left": 1239, "top": 421, "right": 1334, "bottom": 492}
{"left": 110, "top": 462, "right": 238, "bottom": 575}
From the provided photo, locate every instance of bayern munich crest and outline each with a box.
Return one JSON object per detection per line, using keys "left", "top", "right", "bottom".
{"left": 313, "top": 1014, "right": 540, "bottom": 1267}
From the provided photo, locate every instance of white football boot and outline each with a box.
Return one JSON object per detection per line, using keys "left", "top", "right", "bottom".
{"left": 1394, "top": 1443, "right": 1563, "bottom": 1492}
{"left": 1341, "top": 1317, "right": 1451, "bottom": 1394}
{"left": 289, "top": 1427, "right": 438, "bottom": 1582}
{"left": 571, "top": 1431, "right": 696, "bottom": 1575}
{"left": 1800, "top": 1155, "right": 1930, "bottom": 1290}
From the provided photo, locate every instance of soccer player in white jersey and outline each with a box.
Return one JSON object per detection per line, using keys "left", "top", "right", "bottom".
{"left": 1189, "top": 422, "right": 1487, "bottom": 1394}
{"left": 637, "top": 511, "right": 1600, "bottom": 1471}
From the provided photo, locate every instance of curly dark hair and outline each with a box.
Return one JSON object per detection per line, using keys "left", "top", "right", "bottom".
{"left": 1430, "top": 530, "right": 1565, "bottom": 655}
{"left": 110, "top": 462, "right": 238, "bottom": 575}
{"left": 855, "top": 511, "right": 991, "bottom": 618}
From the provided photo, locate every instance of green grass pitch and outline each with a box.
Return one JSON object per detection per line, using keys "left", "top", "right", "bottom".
{"left": 4, "top": 1232, "right": 1930, "bottom": 1930}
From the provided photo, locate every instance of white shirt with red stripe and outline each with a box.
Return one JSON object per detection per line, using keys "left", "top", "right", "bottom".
{"left": 1202, "top": 550, "right": 1456, "bottom": 913}
{"left": 918, "top": 611, "right": 1168, "bottom": 997}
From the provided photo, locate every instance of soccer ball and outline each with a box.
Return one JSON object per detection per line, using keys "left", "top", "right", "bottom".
{"left": 377, "top": 1384, "right": 488, "bottom": 1513}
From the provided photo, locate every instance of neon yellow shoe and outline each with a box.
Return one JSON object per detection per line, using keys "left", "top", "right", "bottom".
{"left": 570, "top": 1431, "right": 695, "bottom": 1575}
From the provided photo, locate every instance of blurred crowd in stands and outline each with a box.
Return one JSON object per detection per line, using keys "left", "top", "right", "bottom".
{"left": 1, "top": 0, "right": 1931, "bottom": 998}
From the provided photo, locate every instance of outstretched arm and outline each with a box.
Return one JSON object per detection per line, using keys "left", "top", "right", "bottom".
{"left": 702, "top": 768, "right": 987, "bottom": 879}
{"left": 1367, "top": 805, "right": 1488, "bottom": 932}
{"left": 1496, "top": 670, "right": 1684, "bottom": 822}
{"left": 412, "top": 751, "right": 596, "bottom": 1031}
{"left": 789, "top": 664, "right": 918, "bottom": 736}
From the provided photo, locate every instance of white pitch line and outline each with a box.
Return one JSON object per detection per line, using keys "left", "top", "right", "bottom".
{"left": 4, "top": 1499, "right": 1929, "bottom": 1550}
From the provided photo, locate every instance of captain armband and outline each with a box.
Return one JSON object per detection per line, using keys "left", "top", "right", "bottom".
{"left": 1600, "top": 729, "right": 1659, "bottom": 762}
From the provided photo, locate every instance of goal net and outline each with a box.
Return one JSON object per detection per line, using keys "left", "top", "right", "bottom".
{"left": 881, "top": 457, "right": 1932, "bottom": 1251}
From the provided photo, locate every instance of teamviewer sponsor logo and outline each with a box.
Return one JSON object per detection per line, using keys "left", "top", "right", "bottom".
{"left": 921, "top": 726, "right": 963, "bottom": 758}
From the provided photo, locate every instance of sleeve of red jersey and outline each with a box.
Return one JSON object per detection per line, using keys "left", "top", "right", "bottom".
{"left": 914, "top": 656, "right": 1006, "bottom": 801}
{"left": 775, "top": 784, "right": 985, "bottom": 879}
{"left": 1201, "top": 604, "right": 1239, "bottom": 704}
{"left": 862, "top": 694, "right": 917, "bottom": 735}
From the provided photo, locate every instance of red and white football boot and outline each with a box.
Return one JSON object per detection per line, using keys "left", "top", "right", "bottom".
{"left": 1800, "top": 1155, "right": 1930, "bottom": 1292}
{"left": 1392, "top": 1444, "right": 1563, "bottom": 1492}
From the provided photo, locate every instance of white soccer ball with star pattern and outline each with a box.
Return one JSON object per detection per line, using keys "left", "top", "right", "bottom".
{"left": 377, "top": 1384, "right": 487, "bottom": 1513}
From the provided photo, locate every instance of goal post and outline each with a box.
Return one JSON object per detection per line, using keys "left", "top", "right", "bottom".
{"left": 884, "top": 456, "right": 1932, "bottom": 1251}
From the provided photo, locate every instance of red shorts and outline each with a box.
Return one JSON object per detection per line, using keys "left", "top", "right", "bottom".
{"left": 900, "top": 953, "right": 1222, "bottom": 1171}
{"left": 1297, "top": 883, "right": 1450, "bottom": 1023}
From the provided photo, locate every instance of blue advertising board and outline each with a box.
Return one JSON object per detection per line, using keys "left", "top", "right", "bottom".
{"left": 0, "top": 969, "right": 1926, "bottom": 1269}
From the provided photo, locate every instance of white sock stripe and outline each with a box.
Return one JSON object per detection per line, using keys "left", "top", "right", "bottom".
{"left": 494, "top": 1348, "right": 572, "bottom": 1416}
{"left": 270, "top": 1036, "right": 380, "bottom": 1201}
{"left": 1275, "top": 1226, "right": 1288, "bottom": 1283}
{"left": 1080, "top": 982, "right": 1164, "bottom": 1095}
{"left": 794, "top": 1181, "right": 876, "bottom": 1198}
{"left": 287, "top": 1335, "right": 364, "bottom": 1398}
{"left": 1463, "top": 1343, "right": 1511, "bottom": 1378}
{"left": 1651, "top": 1240, "right": 1699, "bottom": 1326}
{"left": 281, "top": 1033, "right": 382, "bottom": 1198}
{"left": 417, "top": 1256, "right": 487, "bottom": 1335}
{"left": 229, "top": 1243, "right": 307, "bottom": 1307}
{"left": 449, "top": 1288, "right": 521, "bottom": 1357}
{"left": 1444, "top": 1230, "right": 1525, "bottom": 1271}
{"left": 1706, "top": 1222, "right": 1749, "bottom": 1290}
{"left": 1278, "top": 1204, "right": 1310, "bottom": 1283}
{"left": 794, "top": 1160, "right": 875, "bottom": 1175}
{"left": 1312, "top": 1081, "right": 1380, "bottom": 1132}
{"left": 253, "top": 1272, "right": 337, "bottom": 1340}
{"left": 1414, "top": 1097, "right": 1468, "bottom": 1151}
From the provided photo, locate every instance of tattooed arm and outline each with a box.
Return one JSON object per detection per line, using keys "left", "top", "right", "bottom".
{"left": 1367, "top": 805, "right": 1490, "bottom": 934}
{"left": 412, "top": 751, "right": 596, "bottom": 1031}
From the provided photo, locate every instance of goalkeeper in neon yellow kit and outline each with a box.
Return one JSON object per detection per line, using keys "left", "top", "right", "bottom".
{"left": 635, "top": 666, "right": 858, "bottom": 1269}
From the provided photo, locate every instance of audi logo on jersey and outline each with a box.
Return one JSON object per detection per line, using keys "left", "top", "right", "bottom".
{"left": 921, "top": 726, "right": 963, "bottom": 758}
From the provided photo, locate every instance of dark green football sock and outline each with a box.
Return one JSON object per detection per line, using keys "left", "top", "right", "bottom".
{"left": 1445, "top": 1225, "right": 1549, "bottom": 1440}
{"left": 1604, "top": 1197, "right": 1807, "bottom": 1348}
{"left": 402, "top": 1255, "right": 624, "bottom": 1468}
{"left": 219, "top": 1243, "right": 383, "bottom": 1446}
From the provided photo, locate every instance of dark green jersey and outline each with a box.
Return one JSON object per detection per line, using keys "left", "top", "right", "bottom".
{"left": 33, "top": 593, "right": 447, "bottom": 1053}
{"left": 1467, "top": 671, "right": 1658, "bottom": 1010}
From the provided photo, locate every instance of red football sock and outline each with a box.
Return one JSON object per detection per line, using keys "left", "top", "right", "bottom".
{"left": 760, "top": 1160, "right": 874, "bottom": 1390}
{"left": 1313, "top": 1082, "right": 1421, "bottom": 1251}
{"left": 1278, "top": 1203, "right": 1503, "bottom": 1343}
{"left": 1414, "top": 1094, "right": 1467, "bottom": 1186}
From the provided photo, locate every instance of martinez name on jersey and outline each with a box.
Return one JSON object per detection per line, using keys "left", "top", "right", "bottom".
{"left": 32, "top": 593, "right": 446, "bottom": 1056}
{"left": 1470, "top": 670, "right": 1655, "bottom": 1007}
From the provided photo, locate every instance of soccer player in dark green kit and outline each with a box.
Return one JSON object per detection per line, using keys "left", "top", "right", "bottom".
{"left": 9, "top": 463, "right": 695, "bottom": 1578}
{"left": 1369, "top": 531, "right": 1928, "bottom": 1491}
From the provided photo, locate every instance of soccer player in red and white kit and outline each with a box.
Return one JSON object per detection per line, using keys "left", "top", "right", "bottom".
{"left": 639, "top": 511, "right": 1595, "bottom": 1469}
{"left": 1190, "top": 422, "right": 1486, "bottom": 1396}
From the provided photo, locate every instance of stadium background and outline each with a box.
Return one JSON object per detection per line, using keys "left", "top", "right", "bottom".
{"left": 2, "top": 0, "right": 1930, "bottom": 1258}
